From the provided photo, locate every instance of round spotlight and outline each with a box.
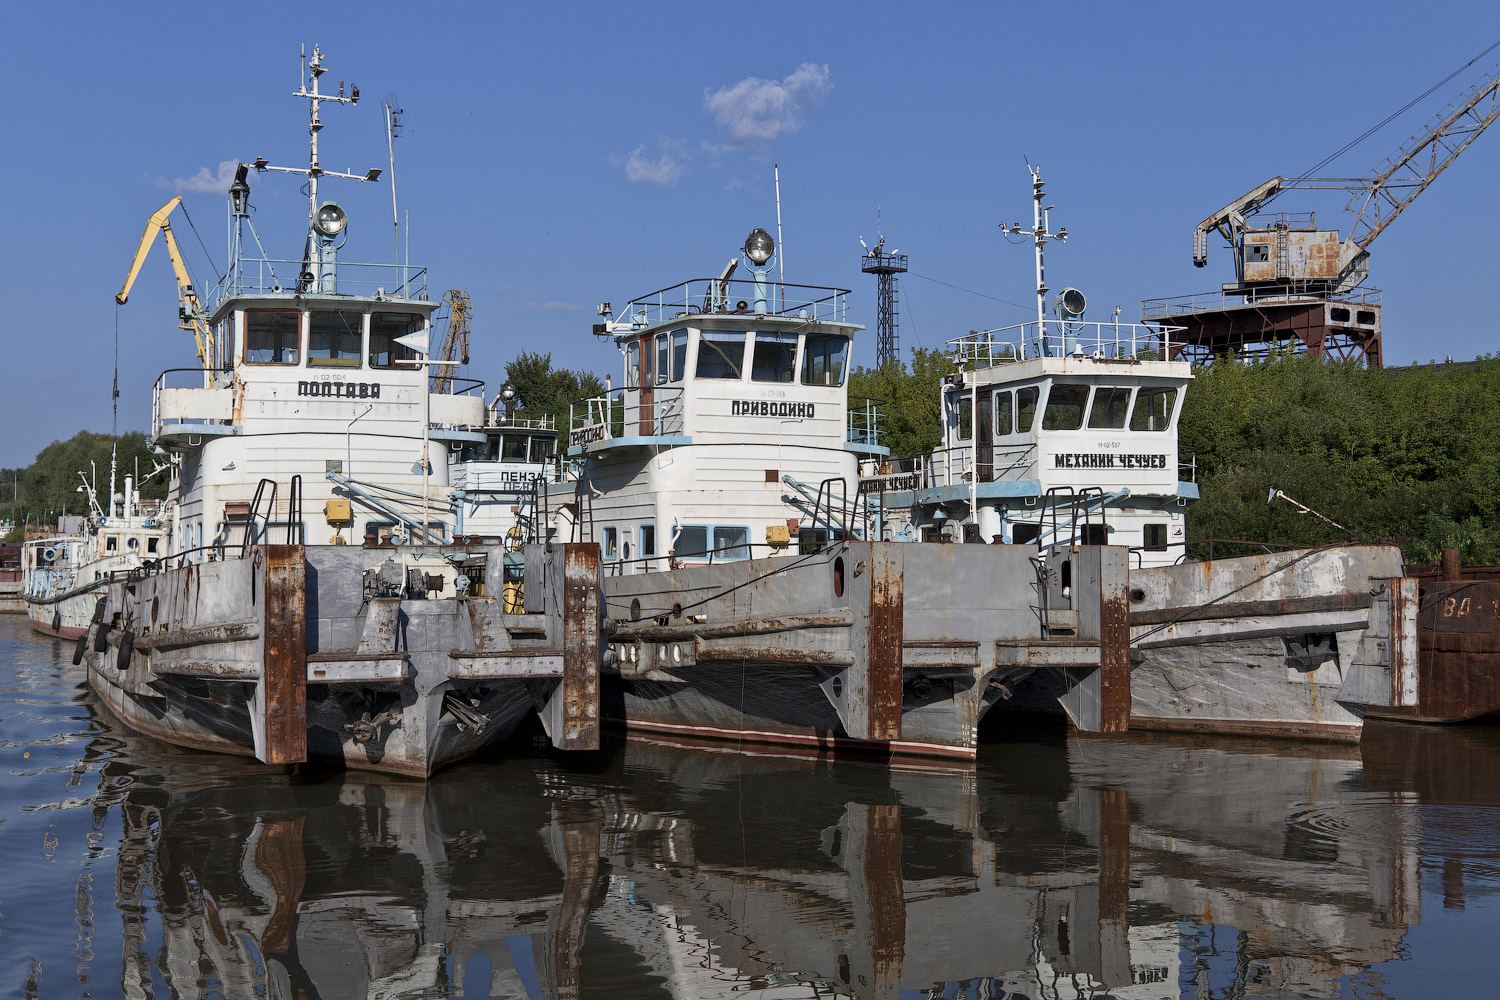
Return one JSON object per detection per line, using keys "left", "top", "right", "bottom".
{"left": 499, "top": 380, "right": 517, "bottom": 401}
{"left": 315, "top": 202, "right": 348, "bottom": 238}
{"left": 743, "top": 227, "right": 774, "bottom": 266}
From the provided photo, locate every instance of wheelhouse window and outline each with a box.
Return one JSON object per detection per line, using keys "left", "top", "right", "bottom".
{"left": 501, "top": 433, "right": 528, "bottom": 462}
{"left": 675, "top": 525, "right": 708, "bottom": 559}
{"left": 626, "top": 341, "right": 640, "bottom": 388}
{"left": 369, "top": 313, "right": 422, "bottom": 369}
{"left": 244, "top": 310, "right": 301, "bottom": 365}
{"left": 639, "top": 524, "right": 656, "bottom": 557}
{"left": 712, "top": 526, "right": 750, "bottom": 561}
{"left": 696, "top": 331, "right": 747, "bottom": 379}
{"left": 995, "top": 391, "right": 1014, "bottom": 435}
{"left": 529, "top": 436, "right": 556, "bottom": 463}
{"left": 1087, "top": 387, "right": 1132, "bottom": 429}
{"left": 1017, "top": 386, "right": 1039, "bottom": 432}
{"left": 309, "top": 310, "right": 364, "bottom": 367}
{"left": 801, "top": 333, "right": 849, "bottom": 386}
{"left": 1131, "top": 387, "right": 1178, "bottom": 432}
{"left": 668, "top": 330, "right": 687, "bottom": 381}
{"left": 751, "top": 332, "right": 798, "bottom": 382}
{"left": 1042, "top": 383, "right": 1089, "bottom": 431}
{"left": 1144, "top": 523, "right": 1168, "bottom": 550}
{"left": 602, "top": 526, "right": 618, "bottom": 561}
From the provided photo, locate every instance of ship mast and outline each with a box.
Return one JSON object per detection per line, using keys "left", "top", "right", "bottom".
{"left": 249, "top": 45, "right": 382, "bottom": 291}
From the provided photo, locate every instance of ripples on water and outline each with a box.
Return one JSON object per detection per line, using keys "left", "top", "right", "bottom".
{"left": 2, "top": 613, "right": 1499, "bottom": 998}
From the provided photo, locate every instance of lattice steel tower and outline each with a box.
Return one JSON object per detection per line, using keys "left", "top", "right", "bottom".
{"left": 861, "top": 235, "right": 908, "bottom": 367}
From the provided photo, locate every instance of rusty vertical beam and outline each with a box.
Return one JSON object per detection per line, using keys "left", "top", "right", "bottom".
{"left": 1442, "top": 548, "right": 1463, "bottom": 582}
{"left": 261, "top": 544, "right": 307, "bottom": 764}
{"left": 864, "top": 802, "right": 906, "bottom": 999}
{"left": 1098, "top": 546, "right": 1131, "bottom": 733}
{"left": 862, "top": 543, "right": 904, "bottom": 741}
{"left": 1096, "top": 787, "right": 1131, "bottom": 988}
{"left": 560, "top": 543, "right": 600, "bottom": 751}
{"left": 552, "top": 811, "right": 601, "bottom": 1000}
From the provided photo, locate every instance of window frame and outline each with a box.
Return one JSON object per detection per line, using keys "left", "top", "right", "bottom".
{"left": 368, "top": 312, "right": 424, "bottom": 370}
{"left": 801, "top": 332, "right": 849, "bottom": 387}
{"left": 1087, "top": 387, "right": 1134, "bottom": 430}
{"left": 695, "top": 330, "right": 749, "bottom": 380}
{"left": 749, "top": 330, "right": 799, "bottom": 383}
{"left": 307, "top": 309, "right": 366, "bottom": 369}
{"left": 242, "top": 308, "right": 303, "bottom": 366}
{"left": 1041, "top": 382, "right": 1090, "bottom": 431}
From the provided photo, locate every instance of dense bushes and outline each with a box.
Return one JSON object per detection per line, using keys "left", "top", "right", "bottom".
{"left": 1181, "top": 355, "right": 1500, "bottom": 564}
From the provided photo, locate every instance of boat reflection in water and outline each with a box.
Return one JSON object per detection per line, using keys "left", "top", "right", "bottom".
{"left": 98, "top": 720, "right": 1487, "bottom": 998}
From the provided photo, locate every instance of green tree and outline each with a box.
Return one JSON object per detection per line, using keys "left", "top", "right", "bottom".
{"left": 848, "top": 346, "right": 953, "bottom": 460}
{"left": 2, "top": 431, "right": 167, "bottom": 539}
{"left": 503, "top": 351, "right": 606, "bottom": 433}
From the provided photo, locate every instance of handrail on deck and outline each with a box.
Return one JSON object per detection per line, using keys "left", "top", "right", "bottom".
{"left": 567, "top": 387, "right": 686, "bottom": 447}
{"left": 949, "top": 318, "right": 1185, "bottom": 365}
{"left": 610, "top": 277, "right": 851, "bottom": 330}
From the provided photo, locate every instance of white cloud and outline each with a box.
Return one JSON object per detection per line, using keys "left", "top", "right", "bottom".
{"left": 158, "top": 160, "right": 240, "bottom": 194}
{"left": 624, "top": 145, "right": 687, "bottom": 185}
{"left": 705, "top": 63, "right": 832, "bottom": 149}
{"left": 520, "top": 300, "right": 584, "bottom": 314}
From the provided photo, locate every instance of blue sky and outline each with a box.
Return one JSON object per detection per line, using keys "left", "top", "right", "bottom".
{"left": 2, "top": 2, "right": 1498, "bottom": 467}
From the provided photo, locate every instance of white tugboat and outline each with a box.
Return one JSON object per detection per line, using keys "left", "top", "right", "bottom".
{"left": 76, "top": 46, "right": 602, "bottom": 777}
{"left": 553, "top": 229, "right": 1133, "bottom": 761}
{"left": 22, "top": 453, "right": 170, "bottom": 638}
{"left": 870, "top": 168, "right": 1420, "bottom": 740}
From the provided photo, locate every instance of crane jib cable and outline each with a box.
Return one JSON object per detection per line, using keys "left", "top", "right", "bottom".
{"left": 1300, "top": 39, "right": 1500, "bottom": 180}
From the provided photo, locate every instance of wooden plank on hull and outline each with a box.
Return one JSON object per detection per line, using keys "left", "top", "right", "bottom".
{"left": 560, "top": 543, "right": 601, "bottom": 751}
{"left": 260, "top": 544, "right": 307, "bottom": 764}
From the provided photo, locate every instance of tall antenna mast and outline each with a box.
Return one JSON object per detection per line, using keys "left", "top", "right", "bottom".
{"left": 774, "top": 164, "right": 785, "bottom": 308}
{"left": 1024, "top": 164, "right": 1067, "bottom": 345}
{"left": 249, "top": 45, "right": 383, "bottom": 291}
{"left": 861, "top": 208, "right": 908, "bottom": 367}
{"left": 384, "top": 94, "right": 404, "bottom": 265}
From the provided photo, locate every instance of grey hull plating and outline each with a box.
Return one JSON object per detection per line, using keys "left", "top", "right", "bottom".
{"left": 81, "top": 541, "right": 602, "bottom": 777}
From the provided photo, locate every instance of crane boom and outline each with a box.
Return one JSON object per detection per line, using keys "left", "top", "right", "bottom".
{"left": 117, "top": 196, "right": 214, "bottom": 370}
{"left": 1193, "top": 62, "right": 1500, "bottom": 295}
{"left": 431, "top": 289, "right": 472, "bottom": 394}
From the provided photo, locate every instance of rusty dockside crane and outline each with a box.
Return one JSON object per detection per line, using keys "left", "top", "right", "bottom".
{"left": 1144, "top": 55, "right": 1500, "bottom": 367}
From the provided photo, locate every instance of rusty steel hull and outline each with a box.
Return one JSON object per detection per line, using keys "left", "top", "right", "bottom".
{"left": 602, "top": 542, "right": 1131, "bottom": 761}
{"left": 79, "top": 542, "right": 603, "bottom": 778}
{"left": 1366, "top": 575, "right": 1500, "bottom": 723}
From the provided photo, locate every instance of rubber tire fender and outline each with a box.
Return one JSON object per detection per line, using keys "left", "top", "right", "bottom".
{"left": 93, "top": 622, "right": 112, "bottom": 653}
{"left": 116, "top": 631, "right": 134, "bottom": 672}
{"left": 72, "top": 630, "right": 89, "bottom": 666}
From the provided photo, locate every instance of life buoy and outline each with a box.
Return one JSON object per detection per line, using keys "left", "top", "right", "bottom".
{"left": 42, "top": 546, "right": 58, "bottom": 563}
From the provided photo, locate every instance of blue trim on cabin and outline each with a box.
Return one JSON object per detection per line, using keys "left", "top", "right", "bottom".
{"left": 1178, "top": 481, "right": 1199, "bottom": 500}
{"left": 844, "top": 442, "right": 890, "bottom": 457}
{"left": 429, "top": 427, "right": 487, "bottom": 445}
{"left": 567, "top": 435, "right": 693, "bottom": 457}
{"left": 875, "top": 479, "right": 1045, "bottom": 508}
{"left": 154, "top": 423, "right": 242, "bottom": 445}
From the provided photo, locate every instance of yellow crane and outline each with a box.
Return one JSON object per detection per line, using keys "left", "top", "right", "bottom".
{"left": 116, "top": 196, "right": 214, "bottom": 370}
{"left": 431, "top": 289, "right": 471, "bottom": 393}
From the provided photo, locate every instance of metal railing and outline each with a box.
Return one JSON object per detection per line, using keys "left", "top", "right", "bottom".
{"left": 1141, "top": 284, "right": 1383, "bottom": 318}
{"left": 568, "top": 387, "right": 686, "bottom": 448}
{"left": 438, "top": 377, "right": 486, "bottom": 398}
{"left": 611, "top": 277, "right": 850, "bottom": 330}
{"left": 212, "top": 258, "right": 428, "bottom": 307}
{"left": 949, "top": 319, "right": 1185, "bottom": 365}
{"left": 1179, "top": 447, "right": 1197, "bottom": 484}
{"left": 922, "top": 443, "right": 1038, "bottom": 489}
{"left": 846, "top": 397, "right": 884, "bottom": 450}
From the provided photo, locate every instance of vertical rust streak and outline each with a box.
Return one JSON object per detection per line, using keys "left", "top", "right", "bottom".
{"left": 864, "top": 802, "right": 906, "bottom": 997}
{"left": 553, "top": 813, "right": 601, "bottom": 1000}
{"left": 868, "top": 544, "right": 903, "bottom": 741}
{"left": 253, "top": 815, "right": 307, "bottom": 955}
{"left": 1099, "top": 549, "right": 1131, "bottom": 733}
{"left": 1097, "top": 787, "right": 1131, "bottom": 927}
{"left": 262, "top": 544, "right": 307, "bottom": 763}
{"left": 561, "top": 543, "right": 601, "bottom": 751}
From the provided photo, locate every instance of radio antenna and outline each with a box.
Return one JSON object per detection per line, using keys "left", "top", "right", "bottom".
{"left": 774, "top": 164, "right": 784, "bottom": 310}
{"left": 384, "top": 94, "right": 403, "bottom": 265}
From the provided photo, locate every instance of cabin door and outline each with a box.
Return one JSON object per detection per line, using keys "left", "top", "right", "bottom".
{"left": 639, "top": 335, "right": 656, "bottom": 435}
{"left": 976, "top": 389, "right": 993, "bottom": 481}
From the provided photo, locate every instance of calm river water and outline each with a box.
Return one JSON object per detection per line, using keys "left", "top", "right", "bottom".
{"left": 3, "top": 612, "right": 1499, "bottom": 999}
